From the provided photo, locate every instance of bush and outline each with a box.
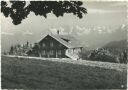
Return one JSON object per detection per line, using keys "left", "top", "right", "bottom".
{"left": 87, "top": 48, "right": 118, "bottom": 63}
{"left": 79, "top": 49, "right": 91, "bottom": 60}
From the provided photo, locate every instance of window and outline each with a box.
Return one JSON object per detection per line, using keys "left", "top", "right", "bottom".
{"left": 58, "top": 50, "right": 61, "bottom": 55}
{"left": 50, "top": 50, "right": 54, "bottom": 55}
{"left": 42, "top": 50, "right": 45, "bottom": 55}
{"left": 42, "top": 43, "right": 45, "bottom": 47}
{"left": 50, "top": 42, "right": 53, "bottom": 47}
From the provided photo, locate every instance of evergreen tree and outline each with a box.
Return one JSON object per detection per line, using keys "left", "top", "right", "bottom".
{"left": 9, "top": 46, "right": 14, "bottom": 55}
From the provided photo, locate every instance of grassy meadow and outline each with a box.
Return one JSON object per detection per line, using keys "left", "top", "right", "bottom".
{"left": 1, "top": 56, "right": 127, "bottom": 89}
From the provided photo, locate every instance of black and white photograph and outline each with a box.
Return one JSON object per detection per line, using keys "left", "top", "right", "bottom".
{"left": 1, "top": 0, "right": 127, "bottom": 89}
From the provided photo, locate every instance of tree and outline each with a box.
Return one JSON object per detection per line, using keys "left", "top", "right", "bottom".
{"left": 120, "top": 50, "right": 127, "bottom": 64}
{"left": 9, "top": 46, "right": 14, "bottom": 55}
{"left": 31, "top": 43, "right": 41, "bottom": 57}
{"left": 1, "top": 1, "right": 87, "bottom": 25}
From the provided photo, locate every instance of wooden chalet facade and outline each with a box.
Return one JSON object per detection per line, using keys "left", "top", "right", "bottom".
{"left": 27, "top": 33, "right": 83, "bottom": 60}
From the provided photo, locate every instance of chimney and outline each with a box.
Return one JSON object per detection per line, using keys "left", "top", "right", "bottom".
{"left": 57, "top": 30, "right": 59, "bottom": 35}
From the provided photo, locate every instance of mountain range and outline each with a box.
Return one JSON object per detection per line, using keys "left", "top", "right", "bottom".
{"left": 103, "top": 39, "right": 127, "bottom": 49}
{"left": 1, "top": 24, "right": 127, "bottom": 52}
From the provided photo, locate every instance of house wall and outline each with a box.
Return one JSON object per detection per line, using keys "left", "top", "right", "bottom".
{"left": 67, "top": 48, "right": 82, "bottom": 55}
{"left": 65, "top": 48, "right": 82, "bottom": 60}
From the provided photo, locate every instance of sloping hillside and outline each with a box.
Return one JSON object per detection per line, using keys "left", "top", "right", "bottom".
{"left": 103, "top": 39, "right": 127, "bottom": 49}
{"left": 1, "top": 56, "right": 127, "bottom": 89}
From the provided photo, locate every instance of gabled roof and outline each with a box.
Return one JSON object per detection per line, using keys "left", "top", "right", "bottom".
{"left": 39, "top": 34, "right": 83, "bottom": 48}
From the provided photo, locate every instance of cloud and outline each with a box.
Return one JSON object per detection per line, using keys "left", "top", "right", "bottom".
{"left": 69, "top": 27, "right": 73, "bottom": 34}
{"left": 1, "top": 32, "right": 14, "bottom": 35}
{"left": 76, "top": 25, "right": 85, "bottom": 31}
{"left": 49, "top": 28, "right": 58, "bottom": 34}
{"left": 59, "top": 27, "right": 65, "bottom": 33}
{"left": 109, "top": 2, "right": 127, "bottom": 7}
{"left": 121, "top": 24, "right": 126, "bottom": 29}
{"left": 76, "top": 26, "right": 91, "bottom": 35}
{"left": 88, "top": 8, "right": 106, "bottom": 13}
{"left": 49, "top": 27, "right": 68, "bottom": 35}
{"left": 88, "top": 8, "right": 126, "bottom": 14}
{"left": 23, "top": 30, "right": 33, "bottom": 35}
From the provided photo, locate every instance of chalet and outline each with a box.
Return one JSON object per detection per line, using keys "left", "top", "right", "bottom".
{"left": 27, "top": 32, "right": 83, "bottom": 60}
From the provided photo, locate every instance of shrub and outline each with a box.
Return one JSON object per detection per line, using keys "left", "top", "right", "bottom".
{"left": 88, "top": 48, "right": 118, "bottom": 63}
{"left": 79, "top": 49, "right": 90, "bottom": 60}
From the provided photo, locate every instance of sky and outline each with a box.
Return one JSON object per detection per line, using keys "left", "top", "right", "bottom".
{"left": 1, "top": 1, "right": 127, "bottom": 52}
